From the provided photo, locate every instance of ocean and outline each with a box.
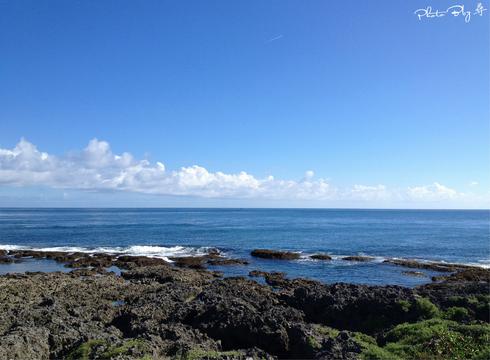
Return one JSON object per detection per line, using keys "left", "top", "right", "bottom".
{"left": 0, "top": 208, "right": 488, "bottom": 286}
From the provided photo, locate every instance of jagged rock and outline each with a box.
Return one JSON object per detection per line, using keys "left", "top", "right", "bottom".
{"left": 0, "top": 253, "right": 488, "bottom": 359}
{"left": 280, "top": 281, "right": 416, "bottom": 334}
{"left": 65, "top": 254, "right": 113, "bottom": 268}
{"left": 8, "top": 250, "right": 80, "bottom": 263}
{"left": 170, "top": 254, "right": 248, "bottom": 268}
{"left": 310, "top": 254, "right": 332, "bottom": 260}
{"left": 251, "top": 249, "right": 300, "bottom": 260}
{"left": 169, "top": 256, "right": 208, "bottom": 269}
{"left": 383, "top": 258, "right": 472, "bottom": 272}
{"left": 10, "top": 250, "right": 45, "bottom": 259}
{"left": 342, "top": 256, "right": 374, "bottom": 262}
{"left": 70, "top": 268, "right": 107, "bottom": 277}
{"left": 249, "top": 270, "right": 289, "bottom": 287}
{"left": 0, "top": 327, "right": 50, "bottom": 360}
{"left": 207, "top": 258, "right": 249, "bottom": 266}
{"left": 0, "top": 257, "right": 14, "bottom": 264}
{"left": 121, "top": 264, "right": 214, "bottom": 285}
{"left": 315, "top": 331, "right": 362, "bottom": 360}
{"left": 181, "top": 277, "right": 304, "bottom": 355}
{"left": 114, "top": 255, "right": 168, "bottom": 269}
{"left": 431, "top": 268, "right": 490, "bottom": 283}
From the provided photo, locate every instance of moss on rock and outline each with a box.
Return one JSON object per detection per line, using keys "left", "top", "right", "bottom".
{"left": 350, "top": 318, "right": 490, "bottom": 360}
{"left": 179, "top": 349, "right": 243, "bottom": 360}
{"left": 67, "top": 338, "right": 151, "bottom": 360}
{"left": 66, "top": 340, "right": 105, "bottom": 360}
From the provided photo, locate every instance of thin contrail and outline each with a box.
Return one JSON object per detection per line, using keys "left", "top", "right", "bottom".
{"left": 265, "top": 34, "right": 283, "bottom": 43}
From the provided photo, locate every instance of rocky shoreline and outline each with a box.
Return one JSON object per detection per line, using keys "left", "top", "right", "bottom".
{"left": 0, "top": 249, "right": 489, "bottom": 359}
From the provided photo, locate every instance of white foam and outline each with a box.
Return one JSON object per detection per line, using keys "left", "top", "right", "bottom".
{"left": 0, "top": 244, "right": 219, "bottom": 261}
{"left": 1, "top": 244, "right": 488, "bottom": 269}
{"left": 0, "top": 244, "right": 23, "bottom": 251}
{"left": 467, "top": 261, "right": 490, "bottom": 269}
{"left": 298, "top": 251, "right": 490, "bottom": 269}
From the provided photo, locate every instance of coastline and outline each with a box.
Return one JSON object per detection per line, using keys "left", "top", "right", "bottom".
{"left": 1, "top": 208, "right": 487, "bottom": 287}
{"left": 0, "top": 250, "right": 489, "bottom": 359}
{"left": 2, "top": 243, "right": 489, "bottom": 268}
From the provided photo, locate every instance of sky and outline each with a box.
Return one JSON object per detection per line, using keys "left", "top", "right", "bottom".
{"left": 0, "top": 0, "right": 489, "bottom": 208}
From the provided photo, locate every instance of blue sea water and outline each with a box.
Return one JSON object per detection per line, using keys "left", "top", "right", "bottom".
{"left": 0, "top": 208, "right": 488, "bottom": 286}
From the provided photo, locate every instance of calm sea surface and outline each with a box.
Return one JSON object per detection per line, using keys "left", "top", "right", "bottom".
{"left": 0, "top": 208, "right": 488, "bottom": 286}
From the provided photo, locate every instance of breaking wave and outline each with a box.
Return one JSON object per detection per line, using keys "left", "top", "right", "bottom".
{"left": 0, "top": 244, "right": 488, "bottom": 269}
{"left": 0, "top": 244, "right": 219, "bottom": 262}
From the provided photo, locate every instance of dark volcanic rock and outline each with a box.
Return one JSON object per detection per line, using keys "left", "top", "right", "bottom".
{"left": 310, "top": 254, "right": 332, "bottom": 260}
{"left": 207, "top": 258, "right": 249, "bottom": 266}
{"left": 383, "top": 258, "right": 473, "bottom": 272}
{"left": 169, "top": 256, "right": 208, "bottom": 269}
{"left": 0, "top": 257, "right": 15, "bottom": 264}
{"left": 251, "top": 249, "right": 301, "bottom": 260}
{"left": 0, "top": 250, "right": 6, "bottom": 257}
{"left": 0, "top": 272, "right": 128, "bottom": 358}
{"left": 44, "top": 251, "right": 75, "bottom": 262}
{"left": 342, "top": 256, "right": 374, "bottom": 262}
{"left": 65, "top": 254, "right": 114, "bottom": 269}
{"left": 0, "top": 327, "right": 50, "bottom": 360}
{"left": 121, "top": 264, "right": 215, "bottom": 285}
{"left": 0, "top": 252, "right": 488, "bottom": 359}
{"left": 249, "top": 270, "right": 281, "bottom": 278}
{"left": 281, "top": 281, "right": 416, "bottom": 334}
{"left": 249, "top": 270, "right": 289, "bottom": 287}
{"left": 10, "top": 250, "right": 45, "bottom": 259}
{"left": 114, "top": 255, "right": 168, "bottom": 270}
{"left": 181, "top": 277, "right": 304, "bottom": 355}
{"left": 315, "top": 331, "right": 362, "bottom": 360}
{"left": 170, "top": 254, "right": 248, "bottom": 268}
{"left": 431, "top": 267, "right": 490, "bottom": 283}
{"left": 5, "top": 248, "right": 245, "bottom": 271}
{"left": 70, "top": 267, "right": 107, "bottom": 277}
{"left": 9, "top": 250, "right": 79, "bottom": 263}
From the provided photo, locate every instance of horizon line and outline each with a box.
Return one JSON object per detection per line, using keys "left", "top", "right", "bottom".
{"left": 0, "top": 206, "right": 488, "bottom": 211}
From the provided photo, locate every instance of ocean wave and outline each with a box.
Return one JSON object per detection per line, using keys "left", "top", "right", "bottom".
{"left": 298, "top": 252, "right": 490, "bottom": 269}
{"left": 1, "top": 244, "right": 488, "bottom": 269}
{"left": 0, "top": 244, "right": 218, "bottom": 262}
{"left": 299, "top": 253, "right": 385, "bottom": 262}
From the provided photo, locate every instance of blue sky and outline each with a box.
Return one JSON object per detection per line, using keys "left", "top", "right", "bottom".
{"left": 0, "top": 0, "right": 489, "bottom": 208}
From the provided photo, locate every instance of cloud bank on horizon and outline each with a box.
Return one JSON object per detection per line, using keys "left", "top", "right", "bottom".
{"left": 0, "top": 138, "right": 487, "bottom": 207}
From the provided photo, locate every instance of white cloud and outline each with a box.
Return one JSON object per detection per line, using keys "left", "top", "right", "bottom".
{"left": 0, "top": 138, "right": 485, "bottom": 207}
{"left": 348, "top": 184, "right": 392, "bottom": 201}
{"left": 0, "top": 138, "right": 337, "bottom": 200}
{"left": 407, "top": 182, "right": 459, "bottom": 201}
{"left": 304, "top": 170, "right": 315, "bottom": 180}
